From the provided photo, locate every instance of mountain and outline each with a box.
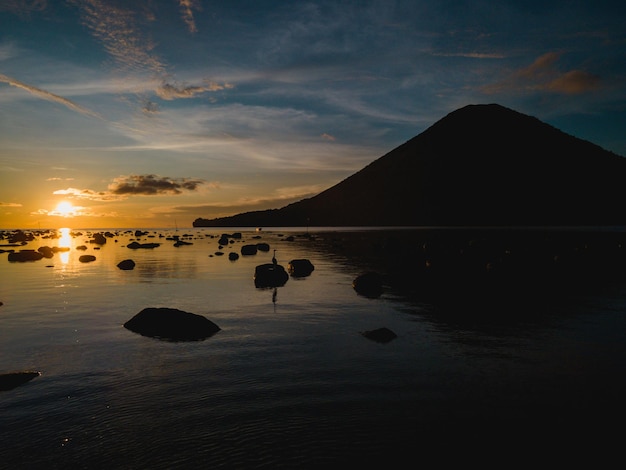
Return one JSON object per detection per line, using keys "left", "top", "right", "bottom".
{"left": 194, "top": 104, "right": 626, "bottom": 227}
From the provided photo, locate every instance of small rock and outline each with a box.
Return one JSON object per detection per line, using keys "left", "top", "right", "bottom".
{"left": 117, "top": 259, "right": 136, "bottom": 270}
{"left": 361, "top": 327, "right": 397, "bottom": 343}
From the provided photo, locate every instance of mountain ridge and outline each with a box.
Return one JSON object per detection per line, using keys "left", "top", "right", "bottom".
{"left": 194, "top": 104, "right": 626, "bottom": 227}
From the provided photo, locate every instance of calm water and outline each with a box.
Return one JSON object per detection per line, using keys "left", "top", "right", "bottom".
{"left": 1, "top": 227, "right": 626, "bottom": 468}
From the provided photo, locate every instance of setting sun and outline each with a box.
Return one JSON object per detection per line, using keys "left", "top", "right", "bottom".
{"left": 53, "top": 201, "right": 76, "bottom": 217}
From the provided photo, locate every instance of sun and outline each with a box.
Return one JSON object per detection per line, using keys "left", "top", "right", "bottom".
{"left": 54, "top": 201, "right": 76, "bottom": 217}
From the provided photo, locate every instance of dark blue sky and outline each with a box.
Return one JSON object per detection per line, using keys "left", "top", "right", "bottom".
{"left": 1, "top": 0, "right": 625, "bottom": 228}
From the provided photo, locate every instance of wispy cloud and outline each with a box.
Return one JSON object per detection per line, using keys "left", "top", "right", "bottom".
{"left": 0, "top": 202, "right": 23, "bottom": 207}
{"left": 155, "top": 80, "right": 234, "bottom": 100}
{"left": 432, "top": 52, "right": 506, "bottom": 59}
{"left": 0, "top": 73, "right": 102, "bottom": 118}
{"left": 53, "top": 187, "right": 122, "bottom": 202}
{"left": 69, "top": 0, "right": 166, "bottom": 76}
{"left": 0, "top": 1, "right": 47, "bottom": 16}
{"left": 177, "top": 0, "right": 201, "bottom": 34}
{"left": 483, "top": 52, "right": 601, "bottom": 95}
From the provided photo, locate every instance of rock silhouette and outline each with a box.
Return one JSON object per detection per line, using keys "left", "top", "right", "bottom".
{"left": 8, "top": 250, "right": 44, "bottom": 262}
{"left": 288, "top": 259, "right": 315, "bottom": 277}
{"left": 117, "top": 259, "right": 136, "bottom": 270}
{"left": 254, "top": 263, "right": 289, "bottom": 288}
{"left": 124, "top": 307, "right": 221, "bottom": 341}
{"left": 0, "top": 371, "right": 40, "bottom": 391}
{"left": 361, "top": 327, "right": 397, "bottom": 343}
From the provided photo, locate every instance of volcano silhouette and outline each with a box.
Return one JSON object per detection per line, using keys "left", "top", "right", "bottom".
{"left": 194, "top": 104, "right": 626, "bottom": 227}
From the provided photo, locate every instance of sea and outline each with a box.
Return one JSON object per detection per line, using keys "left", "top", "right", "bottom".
{"left": 1, "top": 226, "right": 626, "bottom": 468}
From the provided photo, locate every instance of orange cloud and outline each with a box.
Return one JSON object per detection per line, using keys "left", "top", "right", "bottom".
{"left": 483, "top": 52, "right": 600, "bottom": 95}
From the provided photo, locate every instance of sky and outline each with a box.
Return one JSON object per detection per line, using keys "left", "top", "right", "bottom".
{"left": 1, "top": 0, "right": 625, "bottom": 229}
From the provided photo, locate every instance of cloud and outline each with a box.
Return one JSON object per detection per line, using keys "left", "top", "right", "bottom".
{"left": 68, "top": 0, "right": 166, "bottom": 76}
{"left": 432, "top": 52, "right": 506, "bottom": 59}
{"left": 483, "top": 52, "right": 601, "bottom": 95}
{"left": 53, "top": 187, "right": 121, "bottom": 202}
{"left": 155, "top": 81, "right": 234, "bottom": 100}
{"left": 544, "top": 70, "right": 601, "bottom": 94}
{"left": 178, "top": 0, "right": 201, "bottom": 34}
{"left": 0, "top": 1, "right": 47, "bottom": 15}
{"left": 320, "top": 133, "right": 336, "bottom": 141}
{"left": 53, "top": 174, "right": 207, "bottom": 201}
{"left": 0, "top": 73, "right": 102, "bottom": 118}
{"left": 0, "top": 202, "right": 23, "bottom": 207}
{"left": 46, "top": 177, "right": 75, "bottom": 181}
{"left": 109, "top": 174, "right": 204, "bottom": 195}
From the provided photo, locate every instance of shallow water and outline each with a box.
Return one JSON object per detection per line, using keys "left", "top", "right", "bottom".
{"left": 1, "top": 227, "right": 625, "bottom": 467}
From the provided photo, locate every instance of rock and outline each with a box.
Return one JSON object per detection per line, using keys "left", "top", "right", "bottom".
{"left": 0, "top": 371, "right": 41, "bottom": 391}
{"left": 90, "top": 233, "right": 107, "bottom": 244}
{"left": 288, "top": 259, "right": 315, "bottom": 277}
{"left": 256, "top": 242, "right": 270, "bottom": 252}
{"left": 352, "top": 272, "right": 384, "bottom": 298}
{"left": 7, "top": 230, "right": 34, "bottom": 244}
{"left": 123, "top": 307, "right": 221, "bottom": 341}
{"left": 76, "top": 245, "right": 88, "bottom": 250}
{"left": 254, "top": 263, "right": 289, "bottom": 288}
{"left": 8, "top": 250, "right": 44, "bottom": 262}
{"left": 174, "top": 240, "right": 193, "bottom": 247}
{"left": 127, "top": 241, "right": 160, "bottom": 249}
{"left": 117, "top": 259, "right": 136, "bottom": 270}
{"left": 37, "top": 246, "right": 55, "bottom": 258}
{"left": 241, "top": 244, "right": 258, "bottom": 256}
{"left": 228, "top": 252, "right": 239, "bottom": 261}
{"left": 361, "top": 327, "right": 397, "bottom": 343}
{"left": 79, "top": 255, "right": 96, "bottom": 263}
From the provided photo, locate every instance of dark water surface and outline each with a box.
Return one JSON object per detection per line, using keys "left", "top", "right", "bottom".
{"left": 1, "top": 227, "right": 625, "bottom": 467}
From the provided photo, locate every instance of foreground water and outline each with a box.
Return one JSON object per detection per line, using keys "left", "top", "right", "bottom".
{"left": 1, "top": 227, "right": 626, "bottom": 467}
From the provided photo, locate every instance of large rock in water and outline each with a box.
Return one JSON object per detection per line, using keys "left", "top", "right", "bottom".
{"left": 288, "top": 259, "right": 315, "bottom": 277}
{"left": 254, "top": 263, "right": 289, "bottom": 288}
{"left": 8, "top": 250, "right": 44, "bottom": 262}
{"left": 123, "top": 307, "right": 220, "bottom": 341}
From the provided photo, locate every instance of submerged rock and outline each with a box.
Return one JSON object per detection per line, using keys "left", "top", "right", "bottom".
{"left": 0, "top": 371, "right": 41, "bottom": 391}
{"left": 361, "top": 327, "right": 397, "bottom": 343}
{"left": 254, "top": 263, "right": 289, "bottom": 288}
{"left": 124, "top": 307, "right": 221, "bottom": 341}
{"left": 79, "top": 255, "right": 96, "bottom": 263}
{"left": 352, "top": 272, "right": 384, "bottom": 298}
